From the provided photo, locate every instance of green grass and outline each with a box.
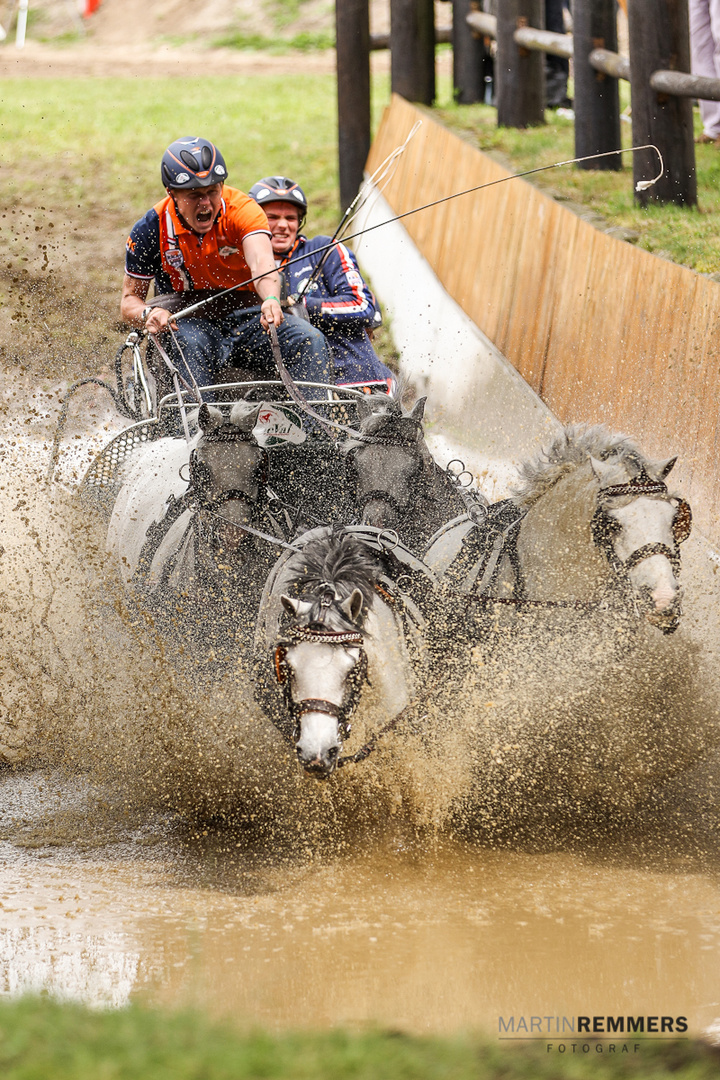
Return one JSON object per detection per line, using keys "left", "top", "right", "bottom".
{"left": 212, "top": 30, "right": 335, "bottom": 51}
{"left": 433, "top": 99, "right": 720, "bottom": 273}
{"left": 0, "top": 998, "right": 718, "bottom": 1080}
{"left": 0, "top": 75, "right": 342, "bottom": 227}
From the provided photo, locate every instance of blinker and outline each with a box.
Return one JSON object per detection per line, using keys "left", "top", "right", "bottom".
{"left": 672, "top": 498, "right": 692, "bottom": 545}
{"left": 274, "top": 645, "right": 288, "bottom": 684}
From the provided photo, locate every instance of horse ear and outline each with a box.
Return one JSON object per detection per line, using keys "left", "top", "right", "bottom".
{"left": 281, "top": 596, "right": 313, "bottom": 618}
{"left": 198, "top": 403, "right": 212, "bottom": 432}
{"left": 340, "top": 588, "right": 364, "bottom": 624}
{"left": 409, "top": 396, "right": 427, "bottom": 422}
{"left": 647, "top": 456, "right": 677, "bottom": 481}
{"left": 281, "top": 594, "right": 300, "bottom": 616}
{"left": 197, "top": 403, "right": 223, "bottom": 433}
{"left": 589, "top": 455, "right": 617, "bottom": 487}
{"left": 229, "top": 400, "right": 261, "bottom": 432}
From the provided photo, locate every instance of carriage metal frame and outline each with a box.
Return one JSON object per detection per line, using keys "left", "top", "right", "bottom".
{"left": 76, "top": 328, "right": 376, "bottom": 524}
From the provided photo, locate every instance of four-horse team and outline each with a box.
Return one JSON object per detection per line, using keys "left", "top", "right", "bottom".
{"left": 75, "top": 136, "right": 695, "bottom": 785}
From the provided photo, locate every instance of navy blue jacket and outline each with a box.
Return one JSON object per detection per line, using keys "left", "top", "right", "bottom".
{"left": 280, "top": 235, "right": 395, "bottom": 389}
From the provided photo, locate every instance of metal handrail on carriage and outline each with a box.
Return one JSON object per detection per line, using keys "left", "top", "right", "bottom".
{"left": 48, "top": 319, "right": 374, "bottom": 486}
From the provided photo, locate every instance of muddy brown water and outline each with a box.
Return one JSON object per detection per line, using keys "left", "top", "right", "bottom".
{"left": 2, "top": 403, "right": 720, "bottom": 1041}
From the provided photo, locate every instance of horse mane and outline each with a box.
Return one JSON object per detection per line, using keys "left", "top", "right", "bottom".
{"left": 513, "top": 424, "right": 648, "bottom": 508}
{"left": 288, "top": 531, "right": 380, "bottom": 610}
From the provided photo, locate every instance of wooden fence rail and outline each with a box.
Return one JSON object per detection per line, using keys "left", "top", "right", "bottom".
{"left": 465, "top": 2, "right": 708, "bottom": 204}
{"left": 337, "top": 1, "right": 719, "bottom": 209}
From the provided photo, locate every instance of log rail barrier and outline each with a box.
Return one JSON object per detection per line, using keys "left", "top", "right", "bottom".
{"left": 337, "top": 0, "right": 720, "bottom": 209}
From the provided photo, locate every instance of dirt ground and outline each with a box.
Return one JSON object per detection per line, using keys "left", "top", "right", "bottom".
{"left": 0, "top": 0, "right": 401, "bottom": 76}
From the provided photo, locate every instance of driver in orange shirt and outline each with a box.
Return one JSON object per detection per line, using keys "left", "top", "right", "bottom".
{"left": 121, "top": 137, "right": 334, "bottom": 397}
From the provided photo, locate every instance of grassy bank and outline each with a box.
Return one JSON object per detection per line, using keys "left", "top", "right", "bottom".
{"left": 433, "top": 99, "right": 720, "bottom": 274}
{"left": 0, "top": 75, "right": 341, "bottom": 228}
{"left": 0, "top": 998, "right": 719, "bottom": 1080}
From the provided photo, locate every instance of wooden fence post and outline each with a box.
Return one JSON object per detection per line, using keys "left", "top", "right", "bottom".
{"left": 627, "top": 0, "right": 696, "bottom": 206}
{"left": 452, "top": 0, "right": 486, "bottom": 103}
{"left": 391, "top": 0, "right": 436, "bottom": 105}
{"left": 572, "top": 0, "right": 621, "bottom": 169}
{"left": 495, "top": 0, "right": 545, "bottom": 127}
{"left": 336, "top": 0, "right": 371, "bottom": 210}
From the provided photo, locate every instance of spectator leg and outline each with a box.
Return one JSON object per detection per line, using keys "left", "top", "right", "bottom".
{"left": 690, "top": 0, "right": 720, "bottom": 138}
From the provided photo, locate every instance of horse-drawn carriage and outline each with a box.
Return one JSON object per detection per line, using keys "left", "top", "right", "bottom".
{"left": 52, "top": 324, "right": 698, "bottom": 801}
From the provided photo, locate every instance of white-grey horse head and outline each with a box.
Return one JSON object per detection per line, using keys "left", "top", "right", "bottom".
{"left": 513, "top": 425, "right": 692, "bottom": 632}
{"left": 273, "top": 533, "right": 379, "bottom": 778}
{"left": 344, "top": 396, "right": 461, "bottom": 544}
{"left": 189, "top": 400, "right": 268, "bottom": 554}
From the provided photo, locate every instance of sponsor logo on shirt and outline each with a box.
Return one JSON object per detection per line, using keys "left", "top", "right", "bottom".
{"left": 165, "top": 248, "right": 185, "bottom": 268}
{"left": 218, "top": 246, "right": 240, "bottom": 257}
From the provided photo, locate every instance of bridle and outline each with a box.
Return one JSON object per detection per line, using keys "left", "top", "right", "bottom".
{"left": 459, "top": 475, "right": 692, "bottom": 625}
{"left": 273, "top": 622, "right": 369, "bottom": 745}
{"left": 590, "top": 476, "right": 692, "bottom": 579}
{"left": 273, "top": 587, "right": 369, "bottom": 747}
{"left": 189, "top": 426, "right": 270, "bottom": 549}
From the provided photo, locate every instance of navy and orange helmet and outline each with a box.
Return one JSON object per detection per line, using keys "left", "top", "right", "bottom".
{"left": 161, "top": 137, "right": 228, "bottom": 190}
{"left": 249, "top": 176, "right": 308, "bottom": 226}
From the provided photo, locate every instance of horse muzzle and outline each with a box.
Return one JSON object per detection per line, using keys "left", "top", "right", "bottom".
{"left": 645, "top": 604, "right": 682, "bottom": 635}
{"left": 296, "top": 742, "right": 340, "bottom": 779}
{"left": 640, "top": 586, "right": 683, "bottom": 634}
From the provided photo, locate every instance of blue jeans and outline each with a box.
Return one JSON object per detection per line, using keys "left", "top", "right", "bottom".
{"left": 166, "top": 309, "right": 334, "bottom": 395}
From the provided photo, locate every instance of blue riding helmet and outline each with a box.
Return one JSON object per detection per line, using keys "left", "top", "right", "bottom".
{"left": 161, "top": 137, "right": 228, "bottom": 190}
{"left": 249, "top": 176, "right": 308, "bottom": 227}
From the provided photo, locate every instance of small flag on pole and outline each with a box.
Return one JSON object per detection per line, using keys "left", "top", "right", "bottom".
{"left": 84, "top": 0, "right": 102, "bottom": 16}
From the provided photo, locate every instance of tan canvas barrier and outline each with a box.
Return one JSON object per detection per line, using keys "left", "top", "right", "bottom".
{"left": 368, "top": 95, "right": 720, "bottom": 543}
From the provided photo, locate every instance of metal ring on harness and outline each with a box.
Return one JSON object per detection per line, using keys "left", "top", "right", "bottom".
{"left": 378, "top": 528, "right": 400, "bottom": 552}
{"left": 447, "top": 458, "right": 475, "bottom": 487}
